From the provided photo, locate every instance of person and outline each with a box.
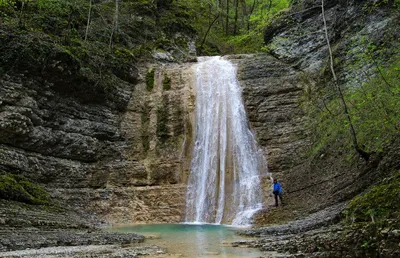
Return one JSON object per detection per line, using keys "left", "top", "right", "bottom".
{"left": 273, "top": 178, "right": 283, "bottom": 207}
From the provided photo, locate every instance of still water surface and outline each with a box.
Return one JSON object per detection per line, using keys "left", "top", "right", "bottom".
{"left": 110, "top": 223, "right": 263, "bottom": 257}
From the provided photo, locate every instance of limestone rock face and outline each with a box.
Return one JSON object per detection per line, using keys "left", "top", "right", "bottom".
{"left": 256, "top": 0, "right": 400, "bottom": 214}
{"left": 1, "top": 52, "right": 311, "bottom": 224}
{"left": 0, "top": 61, "right": 196, "bottom": 224}
{"left": 231, "top": 54, "right": 310, "bottom": 182}
{"left": 2, "top": 0, "right": 399, "bottom": 226}
{"left": 265, "top": 0, "right": 400, "bottom": 82}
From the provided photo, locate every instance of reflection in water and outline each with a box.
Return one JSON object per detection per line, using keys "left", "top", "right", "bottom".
{"left": 109, "top": 223, "right": 262, "bottom": 257}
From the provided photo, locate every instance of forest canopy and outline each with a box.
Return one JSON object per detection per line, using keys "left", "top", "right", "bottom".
{"left": 0, "top": 0, "right": 290, "bottom": 56}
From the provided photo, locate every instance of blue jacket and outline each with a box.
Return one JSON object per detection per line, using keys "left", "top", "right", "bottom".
{"left": 273, "top": 182, "right": 282, "bottom": 194}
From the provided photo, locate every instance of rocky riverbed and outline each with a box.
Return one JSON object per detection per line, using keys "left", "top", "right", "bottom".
{"left": 235, "top": 203, "right": 400, "bottom": 257}
{"left": 0, "top": 244, "right": 166, "bottom": 258}
{"left": 0, "top": 198, "right": 165, "bottom": 257}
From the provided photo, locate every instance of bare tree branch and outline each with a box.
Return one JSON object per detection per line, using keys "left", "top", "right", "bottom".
{"left": 199, "top": 14, "right": 220, "bottom": 54}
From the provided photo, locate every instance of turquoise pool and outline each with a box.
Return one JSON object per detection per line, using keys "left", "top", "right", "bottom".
{"left": 109, "top": 223, "right": 263, "bottom": 257}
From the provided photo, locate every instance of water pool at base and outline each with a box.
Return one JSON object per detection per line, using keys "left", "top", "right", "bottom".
{"left": 109, "top": 223, "right": 263, "bottom": 257}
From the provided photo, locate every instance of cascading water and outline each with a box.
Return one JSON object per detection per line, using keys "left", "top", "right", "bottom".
{"left": 185, "top": 56, "right": 267, "bottom": 226}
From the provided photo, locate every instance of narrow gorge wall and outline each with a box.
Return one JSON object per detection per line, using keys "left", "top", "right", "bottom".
{"left": 1, "top": 0, "right": 399, "bottom": 228}
{"left": 1, "top": 53, "right": 312, "bottom": 225}
{"left": 247, "top": 0, "right": 400, "bottom": 216}
{"left": 0, "top": 60, "right": 196, "bottom": 224}
{"left": 85, "top": 62, "right": 197, "bottom": 224}
{"left": 231, "top": 55, "right": 309, "bottom": 181}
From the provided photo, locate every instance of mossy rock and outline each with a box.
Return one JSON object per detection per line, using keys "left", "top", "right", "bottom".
{"left": 344, "top": 172, "right": 400, "bottom": 224}
{"left": 162, "top": 75, "right": 171, "bottom": 90}
{"left": 0, "top": 173, "right": 51, "bottom": 205}
{"left": 156, "top": 95, "right": 170, "bottom": 142}
{"left": 146, "top": 69, "right": 155, "bottom": 91}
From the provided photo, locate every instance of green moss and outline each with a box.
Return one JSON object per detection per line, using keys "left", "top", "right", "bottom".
{"left": 146, "top": 69, "right": 155, "bottom": 91}
{"left": 17, "top": 176, "right": 50, "bottom": 205}
{"left": 345, "top": 172, "right": 400, "bottom": 224}
{"left": 0, "top": 173, "right": 50, "bottom": 205}
{"left": 156, "top": 95, "right": 170, "bottom": 142}
{"left": 162, "top": 75, "right": 171, "bottom": 90}
{"left": 140, "top": 102, "right": 151, "bottom": 153}
{"left": 173, "top": 101, "right": 184, "bottom": 136}
{"left": 114, "top": 47, "right": 135, "bottom": 62}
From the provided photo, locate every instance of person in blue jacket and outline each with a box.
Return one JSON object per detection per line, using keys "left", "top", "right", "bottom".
{"left": 273, "top": 178, "right": 283, "bottom": 207}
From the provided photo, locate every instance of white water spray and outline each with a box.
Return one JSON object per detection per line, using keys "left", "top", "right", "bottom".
{"left": 185, "top": 56, "right": 266, "bottom": 226}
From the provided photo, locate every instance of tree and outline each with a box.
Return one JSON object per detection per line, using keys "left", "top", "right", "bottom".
{"left": 109, "top": 0, "right": 119, "bottom": 48}
{"left": 199, "top": 13, "right": 220, "bottom": 54}
{"left": 321, "top": 0, "right": 370, "bottom": 161}
{"left": 84, "top": 0, "right": 92, "bottom": 42}
{"left": 225, "top": 0, "right": 230, "bottom": 35}
{"left": 233, "top": 0, "right": 239, "bottom": 35}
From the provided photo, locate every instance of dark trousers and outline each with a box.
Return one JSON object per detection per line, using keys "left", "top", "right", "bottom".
{"left": 273, "top": 191, "right": 283, "bottom": 207}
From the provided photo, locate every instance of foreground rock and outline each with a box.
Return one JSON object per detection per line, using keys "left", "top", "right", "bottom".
{"left": 1, "top": 47, "right": 195, "bottom": 225}
{"left": 0, "top": 228, "right": 145, "bottom": 252}
{"left": 245, "top": 202, "right": 346, "bottom": 237}
{"left": 0, "top": 199, "right": 151, "bottom": 255}
{"left": 243, "top": 224, "right": 400, "bottom": 258}
{"left": 0, "top": 244, "right": 165, "bottom": 258}
{"left": 235, "top": 203, "right": 400, "bottom": 257}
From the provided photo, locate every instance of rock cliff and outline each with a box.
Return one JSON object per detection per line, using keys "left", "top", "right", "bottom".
{"left": 0, "top": 57, "right": 197, "bottom": 225}
{"left": 233, "top": 0, "right": 400, "bottom": 256}
{"left": 251, "top": 0, "right": 400, "bottom": 217}
{"left": 0, "top": 0, "right": 399, "bottom": 252}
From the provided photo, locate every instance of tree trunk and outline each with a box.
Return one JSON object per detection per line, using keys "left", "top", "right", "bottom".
{"left": 84, "top": 0, "right": 92, "bottom": 42}
{"left": 199, "top": 14, "right": 220, "bottom": 54}
{"left": 240, "top": 0, "right": 246, "bottom": 30}
{"left": 218, "top": 0, "right": 225, "bottom": 31}
{"left": 321, "top": 0, "right": 369, "bottom": 161}
{"left": 247, "top": 0, "right": 257, "bottom": 31}
{"left": 233, "top": 0, "right": 239, "bottom": 35}
{"left": 18, "top": 1, "right": 25, "bottom": 27}
{"left": 115, "top": 0, "right": 119, "bottom": 32}
{"left": 109, "top": 0, "right": 119, "bottom": 48}
{"left": 225, "top": 0, "right": 230, "bottom": 35}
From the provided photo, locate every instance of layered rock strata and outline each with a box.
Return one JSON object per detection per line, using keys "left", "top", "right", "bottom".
{"left": 0, "top": 60, "right": 196, "bottom": 225}
{"left": 252, "top": 0, "right": 400, "bottom": 214}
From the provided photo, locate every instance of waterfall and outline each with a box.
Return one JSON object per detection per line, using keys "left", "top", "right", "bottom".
{"left": 185, "top": 56, "right": 266, "bottom": 226}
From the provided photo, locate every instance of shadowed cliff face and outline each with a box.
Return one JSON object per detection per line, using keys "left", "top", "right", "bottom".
{"left": 253, "top": 0, "right": 400, "bottom": 218}
{"left": 232, "top": 54, "right": 309, "bottom": 180}
{"left": 0, "top": 59, "right": 196, "bottom": 224}
{"left": 1, "top": 0, "right": 399, "bottom": 227}
{"left": 0, "top": 52, "right": 311, "bottom": 224}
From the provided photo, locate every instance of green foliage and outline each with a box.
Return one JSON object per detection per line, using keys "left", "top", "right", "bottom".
{"left": 146, "top": 69, "right": 155, "bottom": 91}
{"left": 162, "top": 75, "right": 171, "bottom": 90}
{"left": 0, "top": 0, "right": 196, "bottom": 92}
{"left": 345, "top": 172, "right": 400, "bottom": 224}
{"left": 223, "top": 0, "right": 290, "bottom": 53}
{"left": 157, "top": 1, "right": 196, "bottom": 37}
{"left": 1, "top": 0, "right": 291, "bottom": 62}
{"left": 304, "top": 57, "right": 400, "bottom": 156}
{"left": 181, "top": 0, "right": 290, "bottom": 54}
{"left": 0, "top": 0, "right": 17, "bottom": 20}
{"left": 362, "top": 0, "right": 399, "bottom": 12}
{"left": 0, "top": 173, "right": 50, "bottom": 205}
